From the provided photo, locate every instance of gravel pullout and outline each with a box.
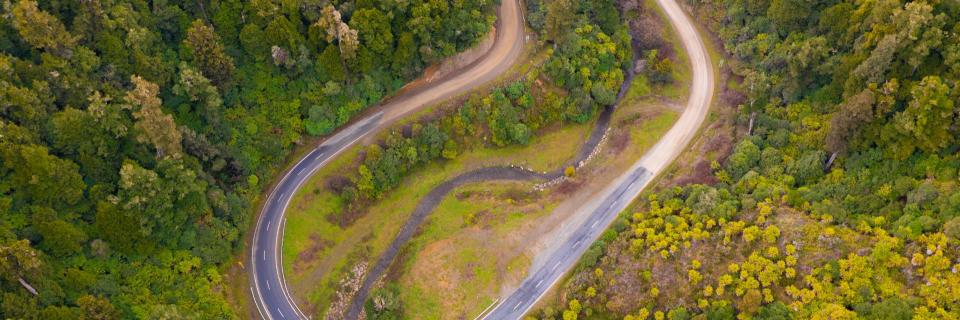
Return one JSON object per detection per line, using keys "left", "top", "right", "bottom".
{"left": 343, "top": 64, "right": 636, "bottom": 319}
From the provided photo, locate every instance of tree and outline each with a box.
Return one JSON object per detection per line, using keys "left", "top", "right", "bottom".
{"left": 126, "top": 76, "right": 183, "bottom": 158}
{"left": 869, "top": 297, "right": 914, "bottom": 320}
{"left": 0, "top": 239, "right": 41, "bottom": 292}
{"left": 891, "top": 76, "right": 954, "bottom": 154}
{"left": 1, "top": 144, "right": 85, "bottom": 208}
{"left": 350, "top": 8, "right": 393, "bottom": 57}
{"left": 76, "top": 295, "right": 121, "bottom": 320}
{"left": 9, "top": 0, "right": 77, "bottom": 57}
{"left": 184, "top": 20, "right": 235, "bottom": 87}
{"left": 727, "top": 140, "right": 761, "bottom": 179}
{"left": 173, "top": 63, "right": 224, "bottom": 136}
{"left": 50, "top": 107, "right": 121, "bottom": 183}
{"left": 826, "top": 89, "right": 875, "bottom": 154}
{"left": 767, "top": 0, "right": 808, "bottom": 34}
{"left": 756, "top": 302, "right": 792, "bottom": 320}
{"left": 32, "top": 207, "right": 87, "bottom": 257}
{"left": 545, "top": 0, "right": 576, "bottom": 43}
{"left": 315, "top": 5, "right": 359, "bottom": 61}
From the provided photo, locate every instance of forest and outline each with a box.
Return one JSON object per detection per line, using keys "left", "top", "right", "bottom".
{"left": 536, "top": 0, "right": 960, "bottom": 319}
{"left": 0, "top": 0, "right": 497, "bottom": 318}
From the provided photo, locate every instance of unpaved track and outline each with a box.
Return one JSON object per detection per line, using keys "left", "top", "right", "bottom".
{"left": 248, "top": 1, "right": 525, "bottom": 319}
{"left": 481, "top": 0, "right": 715, "bottom": 318}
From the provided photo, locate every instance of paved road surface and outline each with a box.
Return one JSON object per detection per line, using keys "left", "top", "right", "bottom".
{"left": 248, "top": 0, "right": 525, "bottom": 318}
{"left": 481, "top": 0, "right": 715, "bottom": 318}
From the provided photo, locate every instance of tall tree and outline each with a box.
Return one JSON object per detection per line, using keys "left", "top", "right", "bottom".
{"left": 9, "top": 0, "right": 77, "bottom": 57}
{"left": 315, "top": 5, "right": 359, "bottom": 61}
{"left": 545, "top": 0, "right": 576, "bottom": 43}
{"left": 126, "top": 76, "right": 183, "bottom": 159}
{"left": 892, "top": 76, "right": 955, "bottom": 154}
{"left": 184, "top": 20, "right": 236, "bottom": 88}
{"left": 0, "top": 239, "right": 42, "bottom": 295}
{"left": 826, "top": 88, "right": 875, "bottom": 155}
{"left": 350, "top": 8, "right": 394, "bottom": 57}
{"left": 0, "top": 144, "right": 85, "bottom": 208}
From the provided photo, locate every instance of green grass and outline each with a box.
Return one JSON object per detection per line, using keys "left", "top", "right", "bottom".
{"left": 625, "top": 75, "right": 653, "bottom": 103}
{"left": 398, "top": 181, "right": 543, "bottom": 319}
{"left": 393, "top": 107, "right": 680, "bottom": 319}
{"left": 631, "top": 112, "right": 679, "bottom": 147}
{"left": 280, "top": 115, "right": 595, "bottom": 315}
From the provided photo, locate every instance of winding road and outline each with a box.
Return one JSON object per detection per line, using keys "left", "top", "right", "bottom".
{"left": 251, "top": 0, "right": 713, "bottom": 318}
{"left": 247, "top": 0, "right": 524, "bottom": 319}
{"left": 481, "top": 0, "right": 714, "bottom": 318}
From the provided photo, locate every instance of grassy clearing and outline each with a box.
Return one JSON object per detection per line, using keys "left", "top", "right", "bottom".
{"left": 392, "top": 96, "right": 680, "bottom": 319}
{"left": 281, "top": 112, "right": 595, "bottom": 314}
{"left": 398, "top": 181, "right": 546, "bottom": 319}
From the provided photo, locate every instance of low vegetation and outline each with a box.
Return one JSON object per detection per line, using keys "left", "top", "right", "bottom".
{"left": 536, "top": 0, "right": 960, "bottom": 319}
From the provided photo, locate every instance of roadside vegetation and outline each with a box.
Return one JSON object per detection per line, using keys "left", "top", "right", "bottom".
{"left": 279, "top": 0, "right": 665, "bottom": 317}
{"left": 350, "top": 0, "right": 693, "bottom": 317}
{"left": 535, "top": 0, "right": 960, "bottom": 319}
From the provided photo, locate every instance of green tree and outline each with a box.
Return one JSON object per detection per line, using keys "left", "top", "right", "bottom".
{"left": 0, "top": 239, "right": 42, "bottom": 289}
{"left": 126, "top": 76, "right": 183, "bottom": 158}
{"left": 0, "top": 144, "right": 85, "bottom": 208}
{"left": 891, "top": 76, "right": 954, "bottom": 154}
{"left": 727, "top": 140, "right": 761, "bottom": 179}
{"left": 76, "top": 295, "right": 120, "bottom": 320}
{"left": 173, "top": 63, "right": 224, "bottom": 136}
{"left": 184, "top": 20, "right": 235, "bottom": 87}
{"left": 351, "top": 8, "right": 394, "bottom": 57}
{"left": 767, "top": 0, "right": 809, "bottom": 34}
{"left": 315, "top": 5, "right": 359, "bottom": 61}
{"left": 545, "top": 0, "right": 576, "bottom": 43}
{"left": 32, "top": 207, "right": 87, "bottom": 257}
{"left": 9, "top": 0, "right": 77, "bottom": 57}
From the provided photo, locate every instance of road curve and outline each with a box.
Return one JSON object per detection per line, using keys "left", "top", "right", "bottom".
{"left": 342, "top": 73, "right": 631, "bottom": 318}
{"left": 481, "top": 0, "right": 715, "bottom": 318}
{"left": 248, "top": 1, "right": 525, "bottom": 319}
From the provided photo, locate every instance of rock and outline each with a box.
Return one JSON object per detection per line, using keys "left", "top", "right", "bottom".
{"left": 634, "top": 59, "right": 648, "bottom": 74}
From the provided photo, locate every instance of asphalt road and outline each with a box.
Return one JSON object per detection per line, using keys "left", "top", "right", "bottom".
{"left": 481, "top": 0, "right": 715, "bottom": 318}
{"left": 247, "top": 0, "right": 525, "bottom": 318}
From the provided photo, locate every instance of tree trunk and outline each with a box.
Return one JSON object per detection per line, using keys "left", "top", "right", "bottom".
{"left": 18, "top": 276, "right": 37, "bottom": 296}
{"left": 824, "top": 151, "right": 838, "bottom": 172}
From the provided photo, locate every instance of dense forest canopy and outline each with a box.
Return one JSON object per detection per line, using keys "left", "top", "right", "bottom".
{"left": 0, "top": 0, "right": 497, "bottom": 318}
{"left": 538, "top": 0, "right": 960, "bottom": 319}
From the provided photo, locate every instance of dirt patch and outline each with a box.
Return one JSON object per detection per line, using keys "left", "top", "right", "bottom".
{"left": 555, "top": 179, "right": 585, "bottom": 196}
{"left": 671, "top": 159, "right": 718, "bottom": 186}
{"left": 501, "top": 186, "right": 539, "bottom": 203}
{"left": 326, "top": 206, "right": 365, "bottom": 228}
{"left": 295, "top": 234, "right": 335, "bottom": 272}
{"left": 607, "top": 130, "right": 631, "bottom": 154}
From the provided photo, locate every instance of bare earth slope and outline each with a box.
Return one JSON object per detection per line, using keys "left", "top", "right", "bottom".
{"left": 248, "top": 0, "right": 525, "bottom": 319}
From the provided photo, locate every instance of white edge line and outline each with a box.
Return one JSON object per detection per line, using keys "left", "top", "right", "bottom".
{"left": 473, "top": 298, "right": 501, "bottom": 320}
{"left": 506, "top": 0, "right": 713, "bottom": 316}
{"left": 251, "top": 286, "right": 268, "bottom": 320}
{"left": 274, "top": 130, "right": 373, "bottom": 320}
